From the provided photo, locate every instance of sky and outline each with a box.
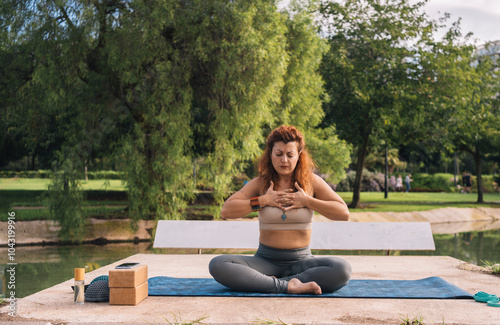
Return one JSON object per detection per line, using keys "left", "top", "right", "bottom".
{"left": 280, "top": 0, "right": 500, "bottom": 46}
{"left": 421, "top": 0, "right": 500, "bottom": 45}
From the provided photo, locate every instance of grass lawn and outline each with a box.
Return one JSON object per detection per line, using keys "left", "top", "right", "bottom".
{"left": 0, "top": 178, "right": 127, "bottom": 221}
{"left": 337, "top": 191, "right": 500, "bottom": 203}
{"left": 337, "top": 192, "right": 500, "bottom": 212}
{"left": 0, "top": 178, "right": 125, "bottom": 191}
{"left": 0, "top": 178, "right": 498, "bottom": 221}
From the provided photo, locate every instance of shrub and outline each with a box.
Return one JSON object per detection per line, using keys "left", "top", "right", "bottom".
{"left": 479, "top": 175, "right": 498, "bottom": 193}
{"left": 333, "top": 171, "right": 491, "bottom": 192}
{"left": 411, "top": 173, "right": 455, "bottom": 192}
{"left": 0, "top": 169, "right": 124, "bottom": 180}
{"left": 87, "top": 170, "right": 123, "bottom": 180}
{"left": 0, "top": 170, "right": 53, "bottom": 178}
{"left": 335, "top": 169, "right": 390, "bottom": 192}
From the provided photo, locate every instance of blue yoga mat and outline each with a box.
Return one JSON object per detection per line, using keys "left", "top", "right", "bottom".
{"left": 148, "top": 276, "right": 472, "bottom": 299}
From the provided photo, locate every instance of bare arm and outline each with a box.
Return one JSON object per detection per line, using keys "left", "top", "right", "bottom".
{"left": 220, "top": 179, "right": 259, "bottom": 219}
{"left": 220, "top": 178, "right": 289, "bottom": 219}
{"left": 283, "top": 174, "right": 349, "bottom": 221}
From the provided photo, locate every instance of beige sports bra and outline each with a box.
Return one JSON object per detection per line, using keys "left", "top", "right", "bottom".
{"left": 258, "top": 206, "right": 313, "bottom": 230}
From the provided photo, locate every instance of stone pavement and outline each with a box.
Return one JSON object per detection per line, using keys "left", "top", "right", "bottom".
{"left": 1, "top": 253, "right": 499, "bottom": 325}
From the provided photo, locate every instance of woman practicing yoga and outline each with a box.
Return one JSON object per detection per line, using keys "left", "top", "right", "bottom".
{"left": 209, "top": 125, "right": 352, "bottom": 295}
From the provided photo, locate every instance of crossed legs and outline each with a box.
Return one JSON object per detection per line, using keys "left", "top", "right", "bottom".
{"left": 209, "top": 246, "right": 351, "bottom": 294}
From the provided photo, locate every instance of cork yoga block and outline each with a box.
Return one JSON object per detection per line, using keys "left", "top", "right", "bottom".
{"left": 109, "top": 281, "right": 148, "bottom": 305}
{"left": 109, "top": 264, "right": 148, "bottom": 288}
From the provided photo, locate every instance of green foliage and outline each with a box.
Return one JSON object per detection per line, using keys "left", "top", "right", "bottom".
{"left": 0, "top": 170, "right": 52, "bottom": 178}
{"left": 1, "top": 0, "right": 352, "bottom": 223}
{"left": 275, "top": 3, "right": 351, "bottom": 183}
{"left": 0, "top": 170, "right": 124, "bottom": 179}
{"left": 45, "top": 163, "right": 87, "bottom": 243}
{"left": 399, "top": 314, "right": 425, "bottom": 325}
{"left": 336, "top": 169, "right": 386, "bottom": 192}
{"left": 411, "top": 173, "right": 455, "bottom": 192}
{"left": 147, "top": 312, "right": 209, "bottom": 325}
{"left": 481, "top": 260, "right": 500, "bottom": 274}
{"left": 191, "top": 0, "right": 288, "bottom": 211}
{"left": 85, "top": 171, "right": 123, "bottom": 180}
{"left": 334, "top": 171, "right": 499, "bottom": 193}
{"left": 318, "top": 0, "right": 478, "bottom": 208}
{"left": 365, "top": 147, "right": 406, "bottom": 173}
{"left": 481, "top": 175, "right": 499, "bottom": 193}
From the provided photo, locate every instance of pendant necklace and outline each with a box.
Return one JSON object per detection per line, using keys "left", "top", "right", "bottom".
{"left": 281, "top": 211, "right": 287, "bottom": 221}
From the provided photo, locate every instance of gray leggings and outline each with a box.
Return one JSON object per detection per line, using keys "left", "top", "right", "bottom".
{"left": 209, "top": 243, "right": 352, "bottom": 294}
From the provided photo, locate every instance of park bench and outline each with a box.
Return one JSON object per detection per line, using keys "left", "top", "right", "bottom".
{"left": 153, "top": 220, "right": 435, "bottom": 255}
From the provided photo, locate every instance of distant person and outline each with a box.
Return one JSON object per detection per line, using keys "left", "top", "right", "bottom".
{"left": 405, "top": 174, "right": 413, "bottom": 193}
{"left": 396, "top": 175, "right": 403, "bottom": 192}
{"left": 462, "top": 172, "right": 472, "bottom": 193}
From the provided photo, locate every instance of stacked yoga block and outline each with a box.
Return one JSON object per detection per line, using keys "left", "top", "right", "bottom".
{"left": 109, "top": 264, "right": 148, "bottom": 305}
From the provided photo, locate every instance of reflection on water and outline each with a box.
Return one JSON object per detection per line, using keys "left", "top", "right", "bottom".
{"left": 0, "top": 242, "right": 156, "bottom": 298}
{"left": 1, "top": 229, "right": 499, "bottom": 298}
{"left": 316, "top": 229, "right": 500, "bottom": 266}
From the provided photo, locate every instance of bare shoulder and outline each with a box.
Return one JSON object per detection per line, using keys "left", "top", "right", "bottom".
{"left": 227, "top": 177, "right": 263, "bottom": 201}
{"left": 311, "top": 174, "right": 337, "bottom": 199}
{"left": 311, "top": 173, "right": 329, "bottom": 188}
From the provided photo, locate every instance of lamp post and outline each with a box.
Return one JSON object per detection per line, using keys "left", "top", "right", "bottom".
{"left": 384, "top": 144, "right": 388, "bottom": 199}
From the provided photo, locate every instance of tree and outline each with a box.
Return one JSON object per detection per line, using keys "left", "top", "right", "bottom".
{"left": 319, "top": 0, "right": 472, "bottom": 208}
{"left": 446, "top": 49, "right": 500, "bottom": 202}
{"left": 186, "top": 0, "right": 289, "bottom": 214}
{"left": 2, "top": 0, "right": 352, "bottom": 233}
{"left": 189, "top": 0, "right": 351, "bottom": 214}
{"left": 409, "top": 21, "right": 500, "bottom": 202}
{"left": 274, "top": 0, "right": 351, "bottom": 184}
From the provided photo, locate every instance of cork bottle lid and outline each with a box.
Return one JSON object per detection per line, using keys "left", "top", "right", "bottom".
{"left": 74, "top": 268, "right": 85, "bottom": 281}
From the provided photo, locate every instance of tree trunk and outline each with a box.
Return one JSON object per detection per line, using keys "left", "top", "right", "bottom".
{"left": 349, "top": 134, "right": 370, "bottom": 209}
{"left": 63, "top": 173, "right": 69, "bottom": 191}
{"left": 474, "top": 150, "right": 483, "bottom": 203}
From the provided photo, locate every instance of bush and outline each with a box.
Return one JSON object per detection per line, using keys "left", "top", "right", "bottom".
{"left": 0, "top": 169, "right": 124, "bottom": 180}
{"left": 0, "top": 170, "right": 53, "bottom": 178}
{"left": 479, "top": 175, "right": 498, "bottom": 193}
{"left": 333, "top": 171, "right": 492, "bottom": 192}
{"left": 0, "top": 171, "right": 18, "bottom": 178}
{"left": 411, "top": 173, "right": 455, "bottom": 192}
{"left": 87, "top": 170, "right": 123, "bottom": 180}
{"left": 336, "top": 169, "right": 390, "bottom": 192}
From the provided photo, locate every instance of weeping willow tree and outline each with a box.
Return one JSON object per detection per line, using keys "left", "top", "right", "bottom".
{"left": 187, "top": 1, "right": 288, "bottom": 215}
{"left": 2, "top": 0, "right": 351, "bottom": 237}
{"left": 275, "top": 1, "right": 351, "bottom": 184}
{"left": 190, "top": 1, "right": 350, "bottom": 215}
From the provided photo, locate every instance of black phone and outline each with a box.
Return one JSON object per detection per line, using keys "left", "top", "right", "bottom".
{"left": 115, "top": 262, "right": 139, "bottom": 269}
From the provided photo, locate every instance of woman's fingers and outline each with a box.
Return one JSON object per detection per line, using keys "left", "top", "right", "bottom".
{"left": 276, "top": 193, "right": 295, "bottom": 206}
{"left": 283, "top": 203, "right": 300, "bottom": 211}
{"left": 266, "top": 183, "right": 298, "bottom": 207}
{"left": 267, "top": 181, "right": 274, "bottom": 192}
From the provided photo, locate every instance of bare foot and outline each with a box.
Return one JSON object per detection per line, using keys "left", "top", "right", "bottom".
{"left": 287, "top": 278, "right": 322, "bottom": 295}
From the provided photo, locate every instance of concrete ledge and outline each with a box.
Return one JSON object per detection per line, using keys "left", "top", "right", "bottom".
{"left": 348, "top": 207, "right": 500, "bottom": 234}
{"left": 1, "top": 254, "right": 499, "bottom": 324}
{"left": 0, "top": 219, "right": 156, "bottom": 246}
{"left": 3, "top": 208, "right": 499, "bottom": 246}
{"left": 348, "top": 207, "right": 500, "bottom": 225}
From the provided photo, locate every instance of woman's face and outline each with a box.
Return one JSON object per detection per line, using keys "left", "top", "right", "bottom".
{"left": 271, "top": 141, "right": 300, "bottom": 178}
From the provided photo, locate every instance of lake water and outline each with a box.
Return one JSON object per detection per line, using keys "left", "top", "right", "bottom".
{"left": 1, "top": 229, "right": 499, "bottom": 298}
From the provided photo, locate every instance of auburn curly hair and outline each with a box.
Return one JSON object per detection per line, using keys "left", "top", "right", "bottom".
{"left": 257, "top": 125, "right": 315, "bottom": 195}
